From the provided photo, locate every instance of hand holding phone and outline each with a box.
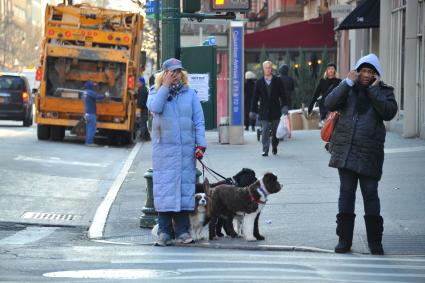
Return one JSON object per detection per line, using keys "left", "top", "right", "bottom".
{"left": 371, "top": 75, "right": 380, "bottom": 86}
{"left": 347, "top": 70, "right": 359, "bottom": 82}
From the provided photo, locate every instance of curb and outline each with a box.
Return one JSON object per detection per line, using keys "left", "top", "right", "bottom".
{"left": 88, "top": 142, "right": 142, "bottom": 239}
{"left": 93, "top": 236, "right": 335, "bottom": 254}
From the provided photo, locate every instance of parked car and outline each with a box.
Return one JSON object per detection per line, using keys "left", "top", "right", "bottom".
{"left": 0, "top": 72, "right": 34, "bottom": 127}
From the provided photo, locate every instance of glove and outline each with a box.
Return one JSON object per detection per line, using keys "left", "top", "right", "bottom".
{"left": 307, "top": 102, "right": 314, "bottom": 115}
{"left": 195, "top": 146, "right": 206, "bottom": 160}
{"left": 249, "top": 112, "right": 257, "bottom": 120}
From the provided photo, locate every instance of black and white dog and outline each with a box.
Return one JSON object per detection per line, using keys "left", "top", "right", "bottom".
{"left": 208, "top": 172, "right": 282, "bottom": 241}
{"left": 189, "top": 192, "right": 209, "bottom": 241}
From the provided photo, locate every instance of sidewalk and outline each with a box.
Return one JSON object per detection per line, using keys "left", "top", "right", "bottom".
{"left": 103, "top": 129, "right": 425, "bottom": 255}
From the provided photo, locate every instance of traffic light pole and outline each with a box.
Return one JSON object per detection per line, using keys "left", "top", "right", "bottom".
{"left": 161, "top": 0, "right": 180, "bottom": 60}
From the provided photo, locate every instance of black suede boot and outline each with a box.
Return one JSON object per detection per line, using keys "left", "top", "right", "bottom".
{"left": 335, "top": 213, "right": 356, "bottom": 253}
{"left": 364, "top": 215, "right": 384, "bottom": 255}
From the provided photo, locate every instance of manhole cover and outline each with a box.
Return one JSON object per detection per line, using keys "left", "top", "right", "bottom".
{"left": 21, "top": 212, "right": 81, "bottom": 221}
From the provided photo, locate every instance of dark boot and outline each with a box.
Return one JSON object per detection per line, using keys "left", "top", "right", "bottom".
{"left": 364, "top": 215, "right": 384, "bottom": 255}
{"left": 335, "top": 213, "right": 355, "bottom": 253}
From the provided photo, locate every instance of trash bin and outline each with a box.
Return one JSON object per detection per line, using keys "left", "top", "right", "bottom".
{"left": 219, "top": 116, "right": 229, "bottom": 144}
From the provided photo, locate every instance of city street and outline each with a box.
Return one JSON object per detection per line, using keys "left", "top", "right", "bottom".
{"left": 0, "top": 122, "right": 424, "bottom": 282}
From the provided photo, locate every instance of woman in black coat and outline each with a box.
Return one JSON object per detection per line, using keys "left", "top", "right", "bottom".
{"left": 308, "top": 63, "right": 341, "bottom": 127}
{"left": 244, "top": 71, "right": 256, "bottom": 131}
{"left": 325, "top": 54, "right": 398, "bottom": 255}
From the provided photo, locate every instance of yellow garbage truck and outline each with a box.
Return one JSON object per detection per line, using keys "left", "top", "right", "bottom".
{"left": 35, "top": 3, "right": 144, "bottom": 144}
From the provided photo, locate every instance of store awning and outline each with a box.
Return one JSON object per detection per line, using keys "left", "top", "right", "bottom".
{"left": 336, "top": 0, "right": 380, "bottom": 30}
{"left": 245, "top": 13, "right": 335, "bottom": 50}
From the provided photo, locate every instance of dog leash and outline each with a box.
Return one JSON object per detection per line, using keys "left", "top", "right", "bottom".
{"left": 197, "top": 159, "right": 229, "bottom": 182}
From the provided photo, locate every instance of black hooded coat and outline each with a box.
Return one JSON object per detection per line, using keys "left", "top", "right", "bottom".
{"left": 325, "top": 79, "right": 398, "bottom": 180}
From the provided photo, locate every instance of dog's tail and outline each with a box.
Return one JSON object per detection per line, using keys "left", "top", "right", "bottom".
{"left": 203, "top": 177, "right": 210, "bottom": 196}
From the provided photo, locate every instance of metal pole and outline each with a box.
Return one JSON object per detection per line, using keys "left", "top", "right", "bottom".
{"left": 161, "top": 0, "right": 180, "bottom": 60}
{"left": 155, "top": 0, "right": 160, "bottom": 70}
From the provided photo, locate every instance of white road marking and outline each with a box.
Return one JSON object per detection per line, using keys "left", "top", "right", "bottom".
{"left": 385, "top": 146, "right": 425, "bottom": 153}
{"left": 0, "top": 227, "right": 58, "bottom": 245}
{"left": 14, "top": 155, "right": 109, "bottom": 167}
{"left": 88, "top": 142, "right": 142, "bottom": 239}
{"left": 42, "top": 267, "right": 425, "bottom": 281}
{"left": 43, "top": 269, "right": 179, "bottom": 279}
{"left": 0, "top": 128, "right": 33, "bottom": 137}
{"left": 70, "top": 246, "right": 425, "bottom": 262}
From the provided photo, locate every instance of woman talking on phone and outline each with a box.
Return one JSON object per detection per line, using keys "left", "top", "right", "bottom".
{"left": 324, "top": 54, "right": 398, "bottom": 255}
{"left": 147, "top": 58, "right": 206, "bottom": 246}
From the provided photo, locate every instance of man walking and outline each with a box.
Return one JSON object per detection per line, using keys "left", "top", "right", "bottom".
{"left": 250, "top": 61, "right": 288, "bottom": 156}
{"left": 83, "top": 80, "right": 107, "bottom": 146}
{"left": 136, "top": 77, "right": 150, "bottom": 141}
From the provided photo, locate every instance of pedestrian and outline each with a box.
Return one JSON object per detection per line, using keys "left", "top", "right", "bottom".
{"left": 250, "top": 60, "right": 288, "bottom": 156}
{"left": 147, "top": 58, "right": 207, "bottom": 246}
{"left": 83, "top": 80, "right": 107, "bottom": 146}
{"left": 136, "top": 77, "right": 150, "bottom": 141}
{"left": 308, "top": 63, "right": 341, "bottom": 128}
{"left": 278, "top": 64, "right": 295, "bottom": 110}
{"left": 325, "top": 53, "right": 398, "bottom": 255}
{"left": 244, "top": 71, "right": 256, "bottom": 131}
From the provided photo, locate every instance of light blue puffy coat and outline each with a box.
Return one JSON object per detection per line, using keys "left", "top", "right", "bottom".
{"left": 147, "top": 85, "right": 206, "bottom": 212}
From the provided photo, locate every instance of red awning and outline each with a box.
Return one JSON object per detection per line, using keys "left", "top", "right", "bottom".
{"left": 245, "top": 13, "right": 336, "bottom": 49}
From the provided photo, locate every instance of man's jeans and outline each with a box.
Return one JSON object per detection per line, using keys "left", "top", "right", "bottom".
{"left": 338, "top": 168, "right": 381, "bottom": 216}
{"left": 157, "top": 212, "right": 190, "bottom": 239}
{"left": 261, "top": 119, "right": 280, "bottom": 154}
{"left": 139, "top": 109, "right": 150, "bottom": 140}
{"left": 85, "top": 113, "right": 96, "bottom": 144}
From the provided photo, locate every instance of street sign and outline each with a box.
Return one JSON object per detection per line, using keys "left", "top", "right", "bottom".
{"left": 330, "top": 4, "right": 353, "bottom": 19}
{"left": 146, "top": 0, "right": 161, "bottom": 20}
{"left": 211, "top": 0, "right": 251, "bottom": 12}
{"left": 207, "top": 36, "right": 216, "bottom": 46}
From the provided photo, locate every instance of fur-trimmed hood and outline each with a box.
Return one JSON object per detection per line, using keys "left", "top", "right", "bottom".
{"left": 354, "top": 53, "right": 382, "bottom": 76}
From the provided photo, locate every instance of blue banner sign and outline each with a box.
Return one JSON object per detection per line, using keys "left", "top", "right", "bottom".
{"left": 230, "top": 22, "right": 244, "bottom": 126}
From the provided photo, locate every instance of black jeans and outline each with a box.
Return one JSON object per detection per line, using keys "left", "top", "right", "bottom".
{"left": 318, "top": 99, "right": 328, "bottom": 120}
{"left": 260, "top": 119, "right": 280, "bottom": 154}
{"left": 338, "top": 168, "right": 380, "bottom": 216}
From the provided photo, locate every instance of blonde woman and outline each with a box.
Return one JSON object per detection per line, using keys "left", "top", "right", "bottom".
{"left": 308, "top": 63, "right": 342, "bottom": 127}
{"left": 147, "top": 58, "right": 206, "bottom": 246}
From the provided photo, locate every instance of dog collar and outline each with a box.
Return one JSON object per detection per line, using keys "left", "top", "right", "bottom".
{"left": 259, "top": 179, "right": 269, "bottom": 196}
{"left": 249, "top": 184, "right": 267, "bottom": 205}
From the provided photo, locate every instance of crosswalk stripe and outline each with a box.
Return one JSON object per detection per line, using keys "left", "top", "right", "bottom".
{"left": 0, "top": 227, "right": 58, "bottom": 245}
{"left": 14, "top": 155, "right": 108, "bottom": 167}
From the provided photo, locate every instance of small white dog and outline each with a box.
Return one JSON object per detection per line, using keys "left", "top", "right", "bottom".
{"left": 151, "top": 192, "right": 209, "bottom": 242}
{"left": 189, "top": 192, "right": 209, "bottom": 241}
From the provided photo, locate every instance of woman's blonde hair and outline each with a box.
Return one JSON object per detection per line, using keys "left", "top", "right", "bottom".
{"left": 323, "top": 66, "right": 339, "bottom": 79}
{"left": 154, "top": 70, "right": 189, "bottom": 90}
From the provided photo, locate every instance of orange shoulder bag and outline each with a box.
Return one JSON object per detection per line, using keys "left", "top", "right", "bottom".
{"left": 320, "top": 111, "right": 339, "bottom": 142}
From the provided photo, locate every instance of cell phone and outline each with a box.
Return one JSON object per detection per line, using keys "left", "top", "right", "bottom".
{"left": 370, "top": 75, "right": 377, "bottom": 85}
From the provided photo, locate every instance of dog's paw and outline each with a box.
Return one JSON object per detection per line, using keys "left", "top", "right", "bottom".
{"left": 216, "top": 231, "right": 224, "bottom": 237}
{"left": 245, "top": 237, "right": 257, "bottom": 242}
{"left": 209, "top": 236, "right": 218, "bottom": 241}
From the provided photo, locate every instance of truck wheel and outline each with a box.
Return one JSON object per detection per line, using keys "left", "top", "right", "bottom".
{"left": 23, "top": 114, "right": 33, "bottom": 127}
{"left": 122, "top": 129, "right": 136, "bottom": 145}
{"left": 107, "top": 131, "right": 119, "bottom": 146}
{"left": 51, "top": 126, "right": 65, "bottom": 141}
{"left": 37, "top": 124, "right": 50, "bottom": 140}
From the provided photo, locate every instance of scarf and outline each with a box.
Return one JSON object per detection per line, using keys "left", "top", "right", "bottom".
{"left": 169, "top": 80, "right": 184, "bottom": 96}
